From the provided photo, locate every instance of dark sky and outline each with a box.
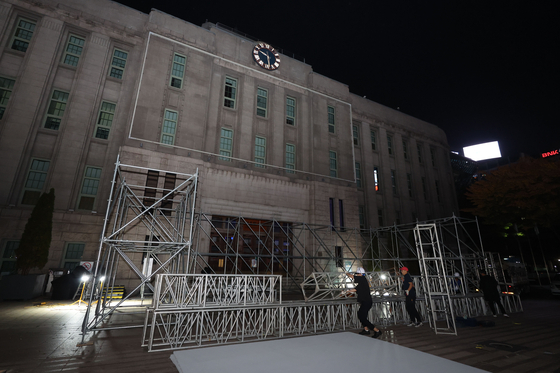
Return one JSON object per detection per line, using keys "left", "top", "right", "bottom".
{"left": 114, "top": 0, "right": 559, "bottom": 160}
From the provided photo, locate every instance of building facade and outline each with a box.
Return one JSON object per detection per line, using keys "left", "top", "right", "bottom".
{"left": 0, "top": 0, "right": 458, "bottom": 282}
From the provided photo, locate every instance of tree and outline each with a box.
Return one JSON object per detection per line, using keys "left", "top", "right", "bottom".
{"left": 464, "top": 157, "right": 560, "bottom": 232}
{"left": 15, "top": 188, "right": 55, "bottom": 275}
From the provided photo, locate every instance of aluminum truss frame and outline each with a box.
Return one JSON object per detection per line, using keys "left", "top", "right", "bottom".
{"left": 81, "top": 156, "right": 199, "bottom": 336}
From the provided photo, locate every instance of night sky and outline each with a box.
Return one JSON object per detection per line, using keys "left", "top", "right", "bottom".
{"left": 114, "top": 0, "right": 559, "bottom": 160}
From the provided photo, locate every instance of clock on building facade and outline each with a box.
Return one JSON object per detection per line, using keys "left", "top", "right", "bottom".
{"left": 252, "top": 42, "right": 280, "bottom": 70}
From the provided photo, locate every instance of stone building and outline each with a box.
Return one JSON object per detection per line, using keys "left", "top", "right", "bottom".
{"left": 0, "top": 0, "right": 458, "bottom": 286}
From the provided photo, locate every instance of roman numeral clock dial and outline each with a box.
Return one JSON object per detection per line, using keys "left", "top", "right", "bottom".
{"left": 252, "top": 43, "right": 280, "bottom": 71}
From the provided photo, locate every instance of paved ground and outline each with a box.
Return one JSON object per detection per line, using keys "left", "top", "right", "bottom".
{"left": 0, "top": 294, "right": 558, "bottom": 373}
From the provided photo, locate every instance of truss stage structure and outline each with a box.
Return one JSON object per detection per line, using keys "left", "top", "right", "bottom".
{"left": 81, "top": 159, "right": 523, "bottom": 346}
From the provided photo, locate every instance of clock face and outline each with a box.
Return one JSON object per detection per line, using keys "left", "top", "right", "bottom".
{"left": 252, "top": 43, "right": 280, "bottom": 71}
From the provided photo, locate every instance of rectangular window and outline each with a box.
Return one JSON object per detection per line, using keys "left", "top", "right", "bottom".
{"left": 143, "top": 170, "right": 159, "bottom": 211}
{"left": 21, "top": 159, "right": 50, "bottom": 205}
{"left": 435, "top": 180, "right": 441, "bottom": 202}
{"left": 0, "top": 77, "right": 15, "bottom": 120}
{"left": 339, "top": 199, "right": 345, "bottom": 231}
{"left": 355, "top": 162, "right": 362, "bottom": 188}
{"left": 219, "top": 128, "right": 233, "bottom": 161}
{"left": 254, "top": 136, "right": 266, "bottom": 167}
{"left": 374, "top": 166, "right": 380, "bottom": 192}
{"left": 430, "top": 147, "right": 436, "bottom": 167}
{"left": 407, "top": 173, "right": 413, "bottom": 198}
{"left": 329, "top": 198, "right": 335, "bottom": 230}
{"left": 329, "top": 151, "right": 337, "bottom": 178}
{"left": 286, "top": 143, "right": 295, "bottom": 174}
{"left": 378, "top": 209, "right": 383, "bottom": 227}
{"left": 286, "top": 97, "right": 296, "bottom": 125}
{"left": 417, "top": 143, "right": 423, "bottom": 163}
{"left": 11, "top": 18, "right": 36, "bottom": 52}
{"left": 77, "top": 166, "right": 102, "bottom": 210}
{"left": 1, "top": 240, "right": 19, "bottom": 274}
{"left": 335, "top": 246, "right": 343, "bottom": 268}
{"left": 44, "top": 90, "right": 69, "bottom": 130}
{"left": 109, "top": 48, "right": 128, "bottom": 79}
{"left": 353, "top": 125, "right": 359, "bottom": 146}
{"left": 170, "top": 53, "right": 186, "bottom": 88}
{"left": 387, "top": 135, "right": 393, "bottom": 155}
{"left": 62, "top": 34, "right": 85, "bottom": 67}
{"left": 160, "top": 173, "right": 176, "bottom": 215}
{"left": 256, "top": 88, "right": 268, "bottom": 117}
{"left": 161, "top": 109, "right": 178, "bottom": 145}
{"left": 403, "top": 139, "right": 409, "bottom": 160}
{"left": 391, "top": 169, "right": 397, "bottom": 195}
{"left": 421, "top": 176, "right": 427, "bottom": 200}
{"left": 62, "top": 243, "right": 85, "bottom": 271}
{"left": 224, "top": 77, "right": 237, "bottom": 108}
{"left": 327, "top": 106, "right": 335, "bottom": 133}
{"left": 358, "top": 205, "right": 366, "bottom": 230}
{"left": 94, "top": 101, "right": 116, "bottom": 139}
{"left": 370, "top": 130, "right": 377, "bottom": 151}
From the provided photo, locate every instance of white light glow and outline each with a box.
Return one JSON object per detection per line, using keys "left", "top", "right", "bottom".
{"left": 81, "top": 275, "right": 90, "bottom": 282}
{"left": 463, "top": 141, "right": 501, "bottom": 161}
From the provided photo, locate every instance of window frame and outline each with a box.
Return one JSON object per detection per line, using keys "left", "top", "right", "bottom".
{"left": 327, "top": 105, "right": 335, "bottom": 133}
{"left": 94, "top": 101, "right": 116, "bottom": 140}
{"left": 406, "top": 173, "right": 413, "bottom": 198}
{"left": 402, "top": 139, "right": 409, "bottom": 160}
{"left": 169, "top": 53, "right": 186, "bottom": 89}
{"left": 43, "top": 89, "right": 69, "bottom": 130}
{"left": 391, "top": 169, "right": 397, "bottom": 195}
{"left": 223, "top": 77, "right": 237, "bottom": 109}
{"left": 254, "top": 136, "right": 266, "bottom": 167}
{"left": 370, "top": 129, "right": 377, "bottom": 151}
{"left": 21, "top": 158, "right": 50, "bottom": 205}
{"left": 286, "top": 96, "right": 296, "bottom": 125}
{"left": 160, "top": 109, "right": 178, "bottom": 145}
{"left": 0, "top": 240, "right": 19, "bottom": 274}
{"left": 256, "top": 87, "right": 268, "bottom": 117}
{"left": 108, "top": 48, "right": 128, "bottom": 79}
{"left": 285, "top": 143, "right": 295, "bottom": 174}
{"left": 10, "top": 17, "right": 36, "bottom": 53}
{"left": 387, "top": 134, "right": 393, "bottom": 155}
{"left": 329, "top": 150, "right": 337, "bottom": 178}
{"left": 0, "top": 76, "right": 16, "bottom": 120}
{"left": 77, "top": 166, "right": 102, "bottom": 210}
{"left": 62, "top": 34, "right": 85, "bottom": 67}
{"left": 61, "top": 242, "right": 85, "bottom": 271}
{"left": 355, "top": 162, "right": 362, "bottom": 189}
{"left": 352, "top": 125, "right": 360, "bottom": 146}
{"left": 219, "top": 127, "right": 233, "bottom": 161}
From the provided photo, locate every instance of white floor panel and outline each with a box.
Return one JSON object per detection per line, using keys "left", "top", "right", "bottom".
{"left": 170, "top": 332, "right": 489, "bottom": 373}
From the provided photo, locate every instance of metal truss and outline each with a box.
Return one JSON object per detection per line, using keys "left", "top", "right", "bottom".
{"left": 81, "top": 156, "right": 199, "bottom": 336}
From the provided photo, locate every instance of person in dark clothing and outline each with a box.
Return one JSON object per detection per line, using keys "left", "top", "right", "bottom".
{"left": 346, "top": 267, "right": 382, "bottom": 338}
{"left": 479, "top": 271, "right": 509, "bottom": 317}
{"left": 400, "top": 267, "right": 423, "bottom": 327}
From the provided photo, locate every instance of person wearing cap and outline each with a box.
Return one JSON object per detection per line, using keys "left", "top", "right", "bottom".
{"left": 452, "top": 272, "right": 462, "bottom": 294}
{"left": 400, "top": 267, "right": 423, "bottom": 327}
{"left": 346, "top": 267, "right": 382, "bottom": 338}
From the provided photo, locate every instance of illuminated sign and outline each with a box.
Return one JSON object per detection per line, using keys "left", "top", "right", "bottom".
{"left": 542, "top": 149, "right": 559, "bottom": 158}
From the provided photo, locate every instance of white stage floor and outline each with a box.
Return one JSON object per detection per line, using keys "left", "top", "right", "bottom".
{"left": 170, "top": 332, "right": 489, "bottom": 373}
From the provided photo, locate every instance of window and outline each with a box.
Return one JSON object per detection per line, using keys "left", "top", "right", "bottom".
{"left": 77, "top": 166, "right": 102, "bottom": 210}
{"left": 430, "top": 147, "right": 436, "bottom": 167}
{"left": 327, "top": 106, "right": 335, "bottom": 133}
{"left": 170, "top": 53, "right": 186, "bottom": 88}
{"left": 358, "top": 205, "right": 366, "bottom": 230}
{"left": 11, "top": 18, "right": 36, "bottom": 52}
{"left": 94, "top": 101, "right": 116, "bottom": 139}
{"left": 329, "top": 151, "right": 337, "bottom": 177}
{"left": 417, "top": 143, "right": 423, "bottom": 163}
{"left": 370, "top": 130, "right": 377, "bottom": 151}
{"left": 391, "top": 169, "right": 397, "bottom": 195}
{"left": 62, "top": 243, "right": 85, "bottom": 271}
{"left": 21, "top": 159, "right": 50, "bottom": 205}
{"left": 1, "top": 240, "right": 19, "bottom": 274}
{"left": 329, "top": 198, "right": 335, "bottom": 230}
{"left": 373, "top": 166, "right": 380, "bottom": 192}
{"left": 406, "top": 173, "right": 413, "bottom": 198}
{"left": 387, "top": 135, "right": 393, "bottom": 155}
{"left": 421, "top": 176, "right": 427, "bottom": 200}
{"left": 339, "top": 199, "right": 345, "bottom": 230}
{"left": 224, "top": 77, "right": 237, "bottom": 108}
{"left": 435, "top": 180, "right": 441, "bottom": 202}
{"left": 286, "top": 97, "right": 296, "bottom": 125}
{"left": 378, "top": 209, "right": 383, "bottom": 227}
{"left": 256, "top": 88, "right": 268, "bottom": 117}
{"left": 44, "top": 90, "right": 69, "bottom": 130}
{"left": 286, "top": 143, "right": 295, "bottom": 174}
{"left": 109, "top": 48, "right": 128, "bottom": 79}
{"left": 160, "top": 173, "right": 176, "bottom": 215}
{"left": 0, "top": 77, "right": 15, "bottom": 120}
{"left": 353, "top": 125, "right": 360, "bottom": 146}
{"left": 355, "top": 162, "right": 362, "bottom": 188}
{"left": 161, "top": 109, "right": 178, "bottom": 145}
{"left": 219, "top": 128, "right": 233, "bottom": 161}
{"left": 403, "top": 139, "right": 409, "bottom": 160}
{"left": 335, "top": 246, "right": 343, "bottom": 268}
{"left": 62, "top": 34, "right": 85, "bottom": 67}
{"left": 254, "top": 136, "right": 266, "bottom": 167}
{"left": 143, "top": 170, "right": 158, "bottom": 211}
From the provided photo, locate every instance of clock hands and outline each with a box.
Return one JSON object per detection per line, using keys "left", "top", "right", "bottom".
{"left": 259, "top": 50, "right": 271, "bottom": 65}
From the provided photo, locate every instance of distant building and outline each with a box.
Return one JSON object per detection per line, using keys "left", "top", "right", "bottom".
{"left": 0, "top": 0, "right": 458, "bottom": 281}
